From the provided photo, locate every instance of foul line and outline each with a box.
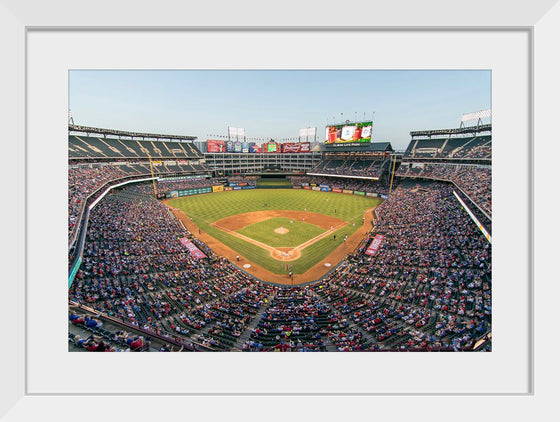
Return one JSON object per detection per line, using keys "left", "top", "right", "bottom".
{"left": 212, "top": 221, "right": 348, "bottom": 261}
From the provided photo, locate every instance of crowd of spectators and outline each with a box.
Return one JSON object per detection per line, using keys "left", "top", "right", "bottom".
{"left": 228, "top": 176, "right": 258, "bottom": 186}
{"left": 396, "top": 164, "right": 491, "bottom": 216}
{"left": 404, "top": 136, "right": 491, "bottom": 160}
{"left": 68, "top": 165, "right": 129, "bottom": 237}
{"left": 311, "top": 157, "right": 388, "bottom": 178}
{"left": 149, "top": 177, "right": 221, "bottom": 195}
{"left": 290, "top": 176, "right": 390, "bottom": 195}
{"left": 310, "top": 180, "right": 491, "bottom": 350}
{"left": 69, "top": 186, "right": 276, "bottom": 350}
{"left": 134, "top": 176, "right": 258, "bottom": 197}
{"left": 69, "top": 178, "right": 491, "bottom": 352}
{"left": 244, "top": 287, "right": 370, "bottom": 352}
{"left": 449, "top": 138, "right": 492, "bottom": 159}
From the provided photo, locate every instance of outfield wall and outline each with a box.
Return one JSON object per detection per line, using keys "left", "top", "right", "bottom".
{"left": 296, "top": 183, "right": 386, "bottom": 198}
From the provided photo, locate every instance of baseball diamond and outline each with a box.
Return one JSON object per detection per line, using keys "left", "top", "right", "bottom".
{"left": 166, "top": 189, "right": 380, "bottom": 284}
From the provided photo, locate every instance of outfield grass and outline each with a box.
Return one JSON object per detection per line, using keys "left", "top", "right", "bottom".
{"left": 237, "top": 217, "right": 325, "bottom": 248}
{"left": 169, "top": 189, "right": 381, "bottom": 274}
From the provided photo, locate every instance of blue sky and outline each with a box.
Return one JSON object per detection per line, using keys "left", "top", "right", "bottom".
{"left": 69, "top": 70, "right": 490, "bottom": 151}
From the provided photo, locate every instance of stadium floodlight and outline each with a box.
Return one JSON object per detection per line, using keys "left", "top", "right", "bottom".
{"left": 461, "top": 109, "right": 492, "bottom": 123}
{"left": 299, "top": 127, "right": 317, "bottom": 141}
{"left": 228, "top": 126, "right": 246, "bottom": 141}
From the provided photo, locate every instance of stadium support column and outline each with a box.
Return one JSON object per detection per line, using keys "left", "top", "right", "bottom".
{"left": 388, "top": 155, "right": 397, "bottom": 195}
{"left": 148, "top": 154, "right": 158, "bottom": 199}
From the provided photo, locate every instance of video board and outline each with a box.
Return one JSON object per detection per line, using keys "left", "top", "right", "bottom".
{"left": 264, "top": 142, "right": 279, "bottom": 153}
{"left": 325, "top": 121, "right": 373, "bottom": 145}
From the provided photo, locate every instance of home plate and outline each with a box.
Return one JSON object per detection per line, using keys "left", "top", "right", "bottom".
{"left": 243, "top": 264, "right": 251, "bottom": 269}
{"left": 324, "top": 263, "right": 331, "bottom": 267}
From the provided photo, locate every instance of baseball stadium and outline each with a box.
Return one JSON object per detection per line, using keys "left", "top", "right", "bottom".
{"left": 68, "top": 73, "right": 491, "bottom": 353}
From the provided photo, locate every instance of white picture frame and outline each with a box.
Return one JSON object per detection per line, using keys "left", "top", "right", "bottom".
{"left": 2, "top": 0, "right": 558, "bottom": 420}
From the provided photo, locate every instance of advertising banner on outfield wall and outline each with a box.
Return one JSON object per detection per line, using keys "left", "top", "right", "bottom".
{"left": 320, "top": 187, "right": 331, "bottom": 192}
{"left": 171, "top": 191, "right": 178, "bottom": 198}
{"left": 312, "top": 186, "right": 321, "bottom": 191}
{"left": 302, "top": 183, "right": 309, "bottom": 187}
{"left": 354, "top": 191, "right": 366, "bottom": 196}
{"left": 177, "top": 187, "right": 212, "bottom": 197}
{"left": 365, "top": 234, "right": 385, "bottom": 256}
{"left": 179, "top": 237, "right": 207, "bottom": 259}
{"left": 343, "top": 190, "right": 354, "bottom": 195}
{"left": 292, "top": 186, "right": 301, "bottom": 189}
{"left": 319, "top": 184, "right": 330, "bottom": 189}
{"left": 242, "top": 186, "right": 255, "bottom": 189}
{"left": 212, "top": 185, "right": 224, "bottom": 192}
{"left": 332, "top": 188, "right": 342, "bottom": 193}
{"left": 366, "top": 192, "right": 377, "bottom": 197}
{"left": 380, "top": 194, "right": 388, "bottom": 199}
{"left": 225, "top": 187, "right": 233, "bottom": 191}
{"left": 303, "top": 186, "right": 311, "bottom": 190}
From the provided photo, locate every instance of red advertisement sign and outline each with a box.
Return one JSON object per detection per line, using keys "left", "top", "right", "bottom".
{"left": 179, "top": 237, "right": 207, "bottom": 259}
{"left": 282, "top": 142, "right": 311, "bottom": 153}
{"left": 207, "top": 139, "right": 225, "bottom": 153}
{"left": 365, "top": 234, "right": 385, "bottom": 256}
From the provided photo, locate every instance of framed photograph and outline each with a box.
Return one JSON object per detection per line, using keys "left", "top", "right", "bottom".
{"left": 2, "top": 0, "right": 557, "bottom": 420}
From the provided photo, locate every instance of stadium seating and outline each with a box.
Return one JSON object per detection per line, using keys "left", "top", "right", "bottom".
{"left": 396, "top": 163, "right": 491, "bottom": 216}
{"left": 68, "top": 124, "right": 491, "bottom": 352}
{"left": 69, "top": 177, "right": 490, "bottom": 352}
{"left": 69, "top": 135, "right": 202, "bottom": 161}
{"left": 310, "top": 157, "right": 388, "bottom": 178}
{"left": 403, "top": 135, "right": 491, "bottom": 160}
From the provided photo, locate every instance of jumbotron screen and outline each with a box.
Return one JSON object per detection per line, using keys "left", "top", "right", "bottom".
{"left": 325, "top": 121, "right": 373, "bottom": 144}
{"left": 265, "top": 143, "right": 278, "bottom": 153}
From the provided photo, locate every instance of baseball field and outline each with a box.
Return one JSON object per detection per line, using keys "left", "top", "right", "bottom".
{"left": 166, "top": 189, "right": 381, "bottom": 284}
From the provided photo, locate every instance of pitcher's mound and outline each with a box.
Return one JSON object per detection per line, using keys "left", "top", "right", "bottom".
{"left": 274, "top": 227, "right": 289, "bottom": 234}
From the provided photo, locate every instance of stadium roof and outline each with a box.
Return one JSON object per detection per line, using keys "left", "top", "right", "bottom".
{"left": 68, "top": 124, "right": 197, "bottom": 141}
{"left": 410, "top": 123, "right": 491, "bottom": 137}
